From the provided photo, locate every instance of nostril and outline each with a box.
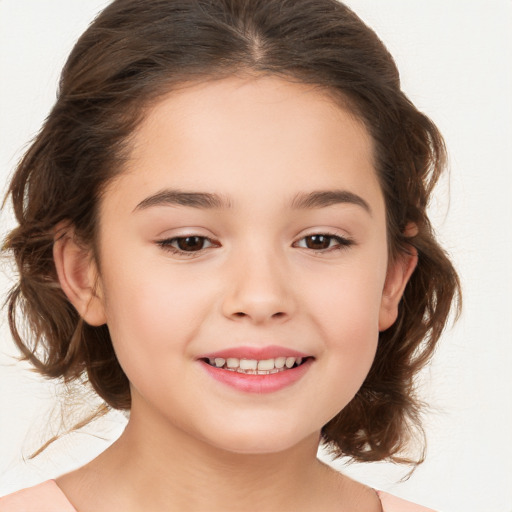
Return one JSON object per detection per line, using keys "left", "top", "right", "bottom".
{"left": 228, "top": 310, "right": 288, "bottom": 321}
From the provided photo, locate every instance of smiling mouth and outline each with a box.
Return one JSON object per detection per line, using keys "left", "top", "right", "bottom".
{"left": 201, "top": 356, "right": 312, "bottom": 375}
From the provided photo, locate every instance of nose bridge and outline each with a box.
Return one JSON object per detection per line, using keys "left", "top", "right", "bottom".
{"left": 222, "top": 239, "right": 294, "bottom": 323}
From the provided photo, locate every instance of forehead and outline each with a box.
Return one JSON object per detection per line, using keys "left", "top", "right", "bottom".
{"left": 104, "top": 75, "right": 383, "bottom": 217}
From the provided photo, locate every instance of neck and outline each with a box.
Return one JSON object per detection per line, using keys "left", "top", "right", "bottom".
{"left": 56, "top": 394, "right": 384, "bottom": 512}
{"left": 86, "top": 397, "right": 340, "bottom": 512}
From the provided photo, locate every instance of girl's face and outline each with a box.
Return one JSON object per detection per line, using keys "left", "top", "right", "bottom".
{"left": 84, "top": 76, "right": 411, "bottom": 454}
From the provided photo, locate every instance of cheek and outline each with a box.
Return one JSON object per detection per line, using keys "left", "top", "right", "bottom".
{"left": 97, "top": 266, "right": 206, "bottom": 419}
{"left": 97, "top": 257, "right": 213, "bottom": 375}
{"left": 303, "top": 256, "right": 387, "bottom": 337}
{"left": 299, "top": 256, "right": 386, "bottom": 404}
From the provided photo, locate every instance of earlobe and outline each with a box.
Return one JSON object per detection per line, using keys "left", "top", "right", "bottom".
{"left": 53, "top": 224, "right": 107, "bottom": 326}
{"left": 378, "top": 244, "right": 418, "bottom": 332}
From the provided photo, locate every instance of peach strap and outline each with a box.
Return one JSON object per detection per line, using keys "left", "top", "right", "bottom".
{"left": 1, "top": 481, "right": 438, "bottom": 512}
{"left": 0, "top": 480, "right": 77, "bottom": 512}
{"left": 377, "top": 490, "right": 437, "bottom": 512}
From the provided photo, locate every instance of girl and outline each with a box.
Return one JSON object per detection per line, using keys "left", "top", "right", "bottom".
{"left": 0, "top": 0, "right": 460, "bottom": 511}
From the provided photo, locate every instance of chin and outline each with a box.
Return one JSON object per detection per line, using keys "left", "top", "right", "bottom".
{"left": 203, "top": 423, "right": 318, "bottom": 456}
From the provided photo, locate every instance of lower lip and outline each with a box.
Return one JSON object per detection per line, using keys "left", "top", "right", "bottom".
{"left": 199, "top": 359, "right": 313, "bottom": 394}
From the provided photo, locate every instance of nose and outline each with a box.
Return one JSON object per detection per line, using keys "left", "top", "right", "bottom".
{"left": 221, "top": 248, "right": 295, "bottom": 325}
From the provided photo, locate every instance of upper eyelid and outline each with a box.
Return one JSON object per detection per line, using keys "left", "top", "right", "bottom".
{"left": 155, "top": 230, "right": 354, "bottom": 247}
{"left": 155, "top": 231, "right": 352, "bottom": 243}
{"left": 156, "top": 235, "right": 217, "bottom": 246}
{"left": 294, "top": 230, "right": 353, "bottom": 242}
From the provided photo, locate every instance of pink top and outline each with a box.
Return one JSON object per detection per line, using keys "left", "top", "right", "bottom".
{"left": 0, "top": 480, "right": 437, "bottom": 511}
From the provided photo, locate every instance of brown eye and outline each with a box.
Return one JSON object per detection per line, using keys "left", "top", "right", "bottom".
{"left": 157, "top": 235, "right": 216, "bottom": 254}
{"left": 294, "top": 233, "right": 353, "bottom": 252}
{"left": 304, "top": 234, "right": 331, "bottom": 250}
{"left": 176, "top": 236, "right": 206, "bottom": 251}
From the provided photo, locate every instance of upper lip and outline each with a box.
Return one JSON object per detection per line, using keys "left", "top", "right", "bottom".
{"left": 198, "top": 345, "right": 311, "bottom": 361}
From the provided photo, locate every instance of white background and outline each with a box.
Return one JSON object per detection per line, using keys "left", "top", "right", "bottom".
{"left": 1, "top": 1, "right": 511, "bottom": 511}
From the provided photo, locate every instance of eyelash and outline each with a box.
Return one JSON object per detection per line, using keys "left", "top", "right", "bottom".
{"left": 156, "top": 233, "right": 354, "bottom": 257}
{"left": 156, "top": 236, "right": 218, "bottom": 257}
{"left": 293, "top": 233, "right": 354, "bottom": 252}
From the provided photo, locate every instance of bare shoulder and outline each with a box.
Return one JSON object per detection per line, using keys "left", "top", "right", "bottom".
{"left": 317, "top": 465, "right": 382, "bottom": 512}
{"left": 55, "top": 464, "right": 112, "bottom": 512}
{"left": 54, "top": 454, "right": 133, "bottom": 512}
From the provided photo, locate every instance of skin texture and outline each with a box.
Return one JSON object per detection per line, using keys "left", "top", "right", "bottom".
{"left": 54, "top": 76, "right": 416, "bottom": 512}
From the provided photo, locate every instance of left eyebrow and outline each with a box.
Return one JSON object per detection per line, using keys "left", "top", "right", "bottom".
{"left": 133, "top": 189, "right": 232, "bottom": 212}
{"left": 290, "top": 190, "right": 372, "bottom": 215}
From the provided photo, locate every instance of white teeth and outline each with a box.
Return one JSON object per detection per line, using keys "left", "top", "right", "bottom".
{"left": 214, "top": 357, "right": 226, "bottom": 367}
{"left": 239, "top": 359, "right": 258, "bottom": 370}
{"left": 257, "top": 359, "right": 274, "bottom": 371}
{"left": 274, "top": 357, "right": 286, "bottom": 369}
{"left": 285, "top": 357, "right": 296, "bottom": 369}
{"left": 207, "top": 355, "right": 307, "bottom": 372}
{"left": 226, "top": 358, "right": 240, "bottom": 368}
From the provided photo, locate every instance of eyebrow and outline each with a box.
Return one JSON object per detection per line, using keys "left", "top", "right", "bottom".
{"left": 134, "top": 190, "right": 231, "bottom": 211}
{"left": 133, "top": 188, "right": 371, "bottom": 215}
{"left": 291, "top": 190, "right": 372, "bottom": 215}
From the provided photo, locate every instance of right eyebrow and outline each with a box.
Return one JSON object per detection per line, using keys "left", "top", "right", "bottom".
{"left": 133, "top": 189, "right": 232, "bottom": 212}
{"left": 290, "top": 189, "right": 372, "bottom": 216}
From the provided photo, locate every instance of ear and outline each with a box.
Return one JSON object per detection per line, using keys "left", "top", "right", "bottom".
{"left": 378, "top": 237, "right": 418, "bottom": 332}
{"left": 53, "top": 224, "right": 107, "bottom": 326}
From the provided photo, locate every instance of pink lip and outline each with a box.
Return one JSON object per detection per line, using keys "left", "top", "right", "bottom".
{"left": 197, "top": 345, "right": 314, "bottom": 394}
{"left": 198, "top": 345, "right": 310, "bottom": 360}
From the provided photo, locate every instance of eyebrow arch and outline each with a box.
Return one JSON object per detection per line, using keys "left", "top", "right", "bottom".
{"left": 133, "top": 188, "right": 371, "bottom": 215}
{"left": 133, "top": 189, "right": 231, "bottom": 211}
{"left": 290, "top": 190, "right": 372, "bottom": 215}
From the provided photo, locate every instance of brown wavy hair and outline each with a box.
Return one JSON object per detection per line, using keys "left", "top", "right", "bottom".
{"left": 3, "top": 0, "right": 460, "bottom": 464}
